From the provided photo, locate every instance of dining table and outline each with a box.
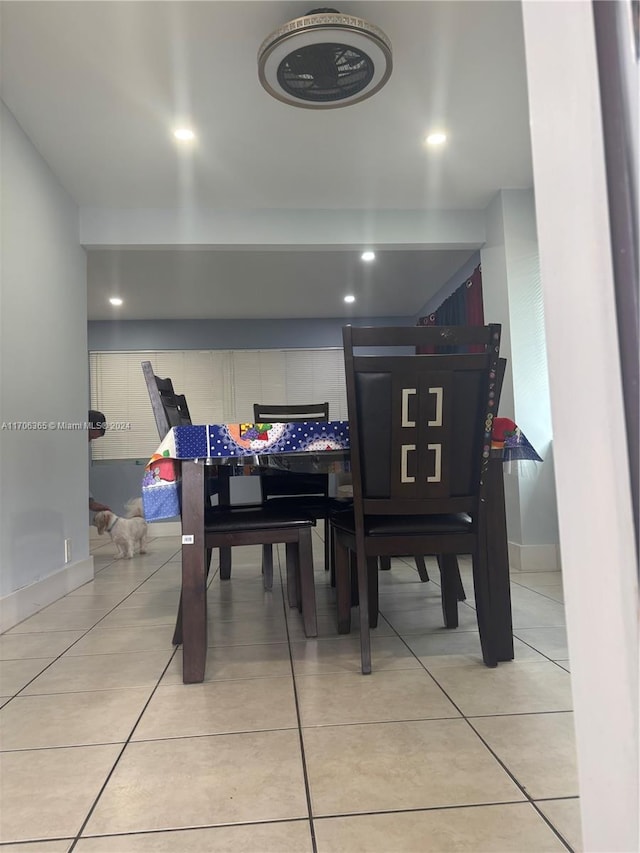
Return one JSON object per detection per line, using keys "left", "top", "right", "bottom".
{"left": 142, "top": 418, "right": 541, "bottom": 683}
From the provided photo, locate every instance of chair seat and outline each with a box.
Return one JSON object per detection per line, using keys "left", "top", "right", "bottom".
{"left": 205, "top": 504, "right": 315, "bottom": 533}
{"left": 332, "top": 511, "right": 473, "bottom": 536}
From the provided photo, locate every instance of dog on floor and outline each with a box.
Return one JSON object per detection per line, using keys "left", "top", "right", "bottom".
{"left": 94, "top": 497, "right": 148, "bottom": 559}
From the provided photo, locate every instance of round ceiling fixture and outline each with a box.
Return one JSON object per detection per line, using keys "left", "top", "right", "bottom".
{"left": 258, "top": 7, "right": 392, "bottom": 109}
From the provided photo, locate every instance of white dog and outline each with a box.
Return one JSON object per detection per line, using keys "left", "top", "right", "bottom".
{"left": 94, "top": 498, "right": 148, "bottom": 559}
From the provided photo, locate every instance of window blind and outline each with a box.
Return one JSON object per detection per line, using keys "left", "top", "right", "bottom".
{"left": 89, "top": 348, "right": 347, "bottom": 460}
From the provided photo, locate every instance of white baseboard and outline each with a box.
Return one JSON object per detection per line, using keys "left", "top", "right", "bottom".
{"left": 508, "top": 542, "right": 561, "bottom": 572}
{"left": 0, "top": 556, "right": 95, "bottom": 633}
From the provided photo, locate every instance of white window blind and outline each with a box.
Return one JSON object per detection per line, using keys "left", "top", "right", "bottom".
{"left": 89, "top": 348, "right": 347, "bottom": 460}
{"left": 231, "top": 350, "right": 287, "bottom": 422}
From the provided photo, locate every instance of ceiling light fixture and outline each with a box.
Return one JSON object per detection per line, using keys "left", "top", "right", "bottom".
{"left": 361, "top": 251, "right": 375, "bottom": 261}
{"left": 258, "top": 8, "right": 392, "bottom": 109}
{"left": 109, "top": 297, "right": 123, "bottom": 306}
{"left": 425, "top": 132, "right": 447, "bottom": 146}
{"left": 344, "top": 295, "right": 356, "bottom": 303}
{"left": 173, "top": 128, "right": 195, "bottom": 141}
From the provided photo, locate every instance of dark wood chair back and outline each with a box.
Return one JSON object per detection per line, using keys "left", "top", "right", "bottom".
{"left": 142, "top": 360, "right": 192, "bottom": 439}
{"left": 252, "top": 402, "right": 330, "bottom": 500}
{"left": 343, "top": 324, "right": 502, "bottom": 521}
{"left": 253, "top": 402, "right": 329, "bottom": 422}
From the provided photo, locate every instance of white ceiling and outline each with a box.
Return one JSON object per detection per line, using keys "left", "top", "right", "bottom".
{"left": 1, "top": 0, "right": 532, "bottom": 320}
{"left": 86, "top": 247, "right": 476, "bottom": 320}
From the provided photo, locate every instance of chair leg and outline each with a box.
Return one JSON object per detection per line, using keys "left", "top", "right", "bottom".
{"left": 379, "top": 555, "right": 431, "bottom": 583}
{"left": 437, "top": 554, "right": 459, "bottom": 629}
{"left": 286, "top": 544, "right": 299, "bottom": 608}
{"left": 367, "top": 557, "right": 379, "bottom": 628}
{"left": 219, "top": 546, "right": 232, "bottom": 580}
{"left": 456, "top": 563, "right": 467, "bottom": 601}
{"left": 329, "top": 524, "right": 337, "bottom": 587}
{"left": 471, "top": 546, "right": 498, "bottom": 668}
{"left": 349, "top": 551, "right": 359, "bottom": 605}
{"left": 335, "top": 538, "right": 351, "bottom": 634}
{"left": 262, "top": 543, "right": 274, "bottom": 590}
{"left": 355, "top": 548, "right": 372, "bottom": 674}
{"left": 295, "top": 532, "right": 317, "bottom": 638}
{"left": 415, "top": 556, "right": 430, "bottom": 582}
{"left": 324, "top": 521, "right": 331, "bottom": 571}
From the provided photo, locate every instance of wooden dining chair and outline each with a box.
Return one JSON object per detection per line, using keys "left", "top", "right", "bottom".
{"left": 142, "top": 362, "right": 190, "bottom": 435}
{"left": 142, "top": 362, "right": 228, "bottom": 535}
{"left": 180, "top": 479, "right": 318, "bottom": 643}
{"left": 253, "top": 402, "right": 335, "bottom": 591}
{"left": 331, "top": 323, "right": 503, "bottom": 674}
{"left": 142, "top": 362, "right": 319, "bottom": 643}
{"left": 141, "top": 361, "right": 224, "bottom": 633}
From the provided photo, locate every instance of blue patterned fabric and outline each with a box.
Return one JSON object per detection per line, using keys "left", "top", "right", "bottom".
{"left": 141, "top": 419, "right": 540, "bottom": 522}
{"left": 174, "top": 425, "right": 208, "bottom": 459}
{"left": 142, "top": 421, "right": 351, "bottom": 522}
{"left": 142, "top": 481, "right": 181, "bottom": 522}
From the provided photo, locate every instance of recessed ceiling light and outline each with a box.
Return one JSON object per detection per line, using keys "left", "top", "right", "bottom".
{"left": 361, "top": 251, "right": 375, "bottom": 262}
{"left": 425, "top": 132, "right": 447, "bottom": 146}
{"left": 344, "top": 295, "right": 356, "bottom": 303}
{"left": 109, "top": 297, "right": 123, "bottom": 306}
{"left": 173, "top": 128, "right": 195, "bottom": 141}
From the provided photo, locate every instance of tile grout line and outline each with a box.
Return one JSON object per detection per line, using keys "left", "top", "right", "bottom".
{"left": 388, "top": 573, "right": 568, "bottom": 660}
{"left": 61, "top": 818, "right": 313, "bottom": 849}
{"left": 389, "top": 606, "right": 576, "bottom": 853}
{"left": 510, "top": 632, "right": 571, "bottom": 671}
{"left": 462, "top": 716, "right": 575, "bottom": 852}
{"left": 2, "top": 800, "right": 579, "bottom": 850}
{"left": 1, "top": 550, "right": 183, "bottom": 706}
{"left": 370, "top": 589, "right": 576, "bottom": 849}
{"left": 510, "top": 578, "right": 565, "bottom": 604}
{"left": 276, "top": 543, "right": 318, "bottom": 853}
{"left": 3, "top": 542, "right": 575, "bottom": 849}
{"left": 67, "top": 643, "right": 181, "bottom": 851}
{"left": 527, "top": 800, "right": 577, "bottom": 852}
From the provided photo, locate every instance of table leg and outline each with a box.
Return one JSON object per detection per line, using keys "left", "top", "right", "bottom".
{"left": 486, "top": 459, "right": 514, "bottom": 661}
{"left": 181, "top": 460, "right": 208, "bottom": 683}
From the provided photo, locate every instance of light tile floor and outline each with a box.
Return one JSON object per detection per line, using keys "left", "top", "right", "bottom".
{"left": 0, "top": 529, "right": 581, "bottom": 852}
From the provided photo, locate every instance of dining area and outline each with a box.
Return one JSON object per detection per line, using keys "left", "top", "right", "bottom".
{"left": 0, "top": 322, "right": 579, "bottom": 850}
{"left": 4, "top": 0, "right": 638, "bottom": 844}
{"left": 140, "top": 323, "right": 541, "bottom": 686}
{"left": 0, "top": 309, "right": 579, "bottom": 851}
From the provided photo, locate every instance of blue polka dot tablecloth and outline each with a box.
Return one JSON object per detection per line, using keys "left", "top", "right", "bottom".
{"left": 140, "top": 418, "right": 540, "bottom": 522}
{"left": 142, "top": 421, "right": 350, "bottom": 521}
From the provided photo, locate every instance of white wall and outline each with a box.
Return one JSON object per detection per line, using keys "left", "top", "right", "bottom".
{"left": 0, "top": 102, "right": 92, "bottom": 627}
{"left": 413, "top": 197, "right": 560, "bottom": 570}
{"left": 522, "top": 2, "right": 638, "bottom": 850}
{"left": 482, "top": 189, "right": 559, "bottom": 570}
